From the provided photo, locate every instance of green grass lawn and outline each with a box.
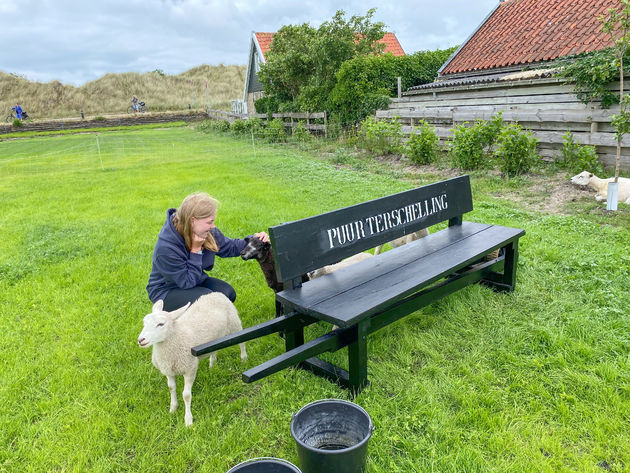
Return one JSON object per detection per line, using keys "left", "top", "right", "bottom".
{"left": 0, "top": 127, "right": 628, "bottom": 473}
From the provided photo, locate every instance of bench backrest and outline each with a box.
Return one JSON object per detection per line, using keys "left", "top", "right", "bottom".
{"left": 269, "top": 175, "right": 472, "bottom": 285}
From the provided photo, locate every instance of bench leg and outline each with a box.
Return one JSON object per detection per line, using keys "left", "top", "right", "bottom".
{"left": 285, "top": 325, "right": 304, "bottom": 352}
{"left": 502, "top": 241, "right": 518, "bottom": 291}
{"left": 348, "top": 319, "right": 370, "bottom": 395}
{"left": 482, "top": 241, "right": 519, "bottom": 292}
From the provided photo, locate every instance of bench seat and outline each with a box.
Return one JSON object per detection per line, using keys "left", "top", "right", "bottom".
{"left": 277, "top": 222, "right": 524, "bottom": 328}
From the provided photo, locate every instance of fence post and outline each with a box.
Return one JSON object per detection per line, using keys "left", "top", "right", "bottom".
{"left": 324, "top": 110, "right": 328, "bottom": 139}
{"left": 397, "top": 77, "right": 402, "bottom": 99}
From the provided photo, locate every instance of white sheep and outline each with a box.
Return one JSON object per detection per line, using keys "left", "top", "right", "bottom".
{"left": 137, "top": 293, "right": 247, "bottom": 427}
{"left": 373, "top": 228, "right": 430, "bottom": 256}
{"left": 307, "top": 252, "right": 374, "bottom": 279}
{"left": 570, "top": 171, "right": 630, "bottom": 203}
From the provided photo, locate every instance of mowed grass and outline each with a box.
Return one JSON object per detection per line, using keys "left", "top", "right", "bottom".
{"left": 0, "top": 128, "right": 628, "bottom": 473}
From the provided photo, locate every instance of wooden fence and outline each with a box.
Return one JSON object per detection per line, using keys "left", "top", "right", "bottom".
{"left": 378, "top": 75, "right": 630, "bottom": 170}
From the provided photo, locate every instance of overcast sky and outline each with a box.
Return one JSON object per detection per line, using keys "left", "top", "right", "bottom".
{"left": 0, "top": 0, "right": 499, "bottom": 86}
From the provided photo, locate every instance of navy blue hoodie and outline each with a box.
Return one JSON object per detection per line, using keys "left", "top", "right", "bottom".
{"left": 146, "top": 208, "right": 248, "bottom": 302}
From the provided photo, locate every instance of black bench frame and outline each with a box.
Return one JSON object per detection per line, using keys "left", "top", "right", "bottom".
{"left": 192, "top": 175, "right": 525, "bottom": 394}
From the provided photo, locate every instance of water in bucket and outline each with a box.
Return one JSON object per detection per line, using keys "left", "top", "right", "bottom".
{"left": 291, "top": 399, "right": 373, "bottom": 473}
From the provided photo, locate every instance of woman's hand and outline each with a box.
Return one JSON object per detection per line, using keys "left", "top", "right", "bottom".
{"left": 254, "top": 231, "right": 270, "bottom": 243}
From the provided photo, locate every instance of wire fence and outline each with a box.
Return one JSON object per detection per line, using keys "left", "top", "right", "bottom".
{"left": 0, "top": 130, "right": 223, "bottom": 178}
{"left": 0, "top": 125, "right": 329, "bottom": 180}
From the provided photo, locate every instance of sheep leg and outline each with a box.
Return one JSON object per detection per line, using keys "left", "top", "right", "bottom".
{"left": 167, "top": 375, "right": 178, "bottom": 413}
{"left": 182, "top": 369, "right": 197, "bottom": 427}
{"left": 239, "top": 342, "right": 248, "bottom": 361}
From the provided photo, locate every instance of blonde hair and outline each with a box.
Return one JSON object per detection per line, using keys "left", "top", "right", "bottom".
{"left": 172, "top": 192, "right": 220, "bottom": 252}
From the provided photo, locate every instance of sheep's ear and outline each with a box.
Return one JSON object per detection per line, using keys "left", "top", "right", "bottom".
{"left": 589, "top": 173, "right": 593, "bottom": 177}
{"left": 170, "top": 302, "right": 191, "bottom": 320}
{"left": 244, "top": 236, "right": 251, "bottom": 243}
{"left": 264, "top": 241, "right": 271, "bottom": 250}
{"left": 152, "top": 300, "right": 164, "bottom": 313}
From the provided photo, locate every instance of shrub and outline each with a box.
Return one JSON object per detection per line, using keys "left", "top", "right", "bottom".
{"left": 358, "top": 116, "right": 403, "bottom": 155}
{"left": 494, "top": 124, "right": 540, "bottom": 176}
{"left": 329, "top": 47, "right": 458, "bottom": 125}
{"left": 254, "top": 95, "right": 280, "bottom": 115}
{"left": 213, "top": 119, "right": 231, "bottom": 132}
{"left": 195, "top": 119, "right": 230, "bottom": 133}
{"left": 265, "top": 118, "right": 287, "bottom": 143}
{"left": 330, "top": 147, "right": 356, "bottom": 165}
{"left": 248, "top": 117, "right": 266, "bottom": 138}
{"left": 406, "top": 120, "right": 439, "bottom": 165}
{"left": 449, "top": 122, "right": 488, "bottom": 170}
{"left": 449, "top": 114, "right": 504, "bottom": 170}
{"left": 94, "top": 116, "right": 106, "bottom": 121}
{"left": 12, "top": 119, "right": 23, "bottom": 128}
{"left": 480, "top": 112, "right": 504, "bottom": 148}
{"left": 557, "top": 132, "right": 603, "bottom": 175}
{"left": 291, "top": 121, "right": 312, "bottom": 142}
{"left": 230, "top": 119, "right": 250, "bottom": 135}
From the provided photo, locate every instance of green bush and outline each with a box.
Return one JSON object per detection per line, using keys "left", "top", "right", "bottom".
{"left": 449, "top": 114, "right": 504, "bottom": 170}
{"left": 557, "top": 132, "right": 603, "bottom": 175}
{"left": 230, "top": 119, "right": 251, "bottom": 135}
{"left": 406, "top": 120, "right": 439, "bottom": 164}
{"left": 494, "top": 124, "right": 540, "bottom": 176}
{"left": 94, "top": 116, "right": 106, "bottom": 121}
{"left": 480, "top": 112, "right": 504, "bottom": 148}
{"left": 195, "top": 119, "right": 230, "bottom": 133}
{"left": 214, "top": 119, "right": 231, "bottom": 132}
{"left": 358, "top": 116, "right": 403, "bottom": 155}
{"left": 449, "top": 122, "right": 488, "bottom": 170}
{"left": 265, "top": 118, "right": 287, "bottom": 143}
{"left": 329, "top": 47, "right": 458, "bottom": 125}
{"left": 248, "top": 117, "right": 266, "bottom": 138}
{"left": 254, "top": 95, "right": 281, "bottom": 115}
{"left": 291, "top": 121, "right": 312, "bottom": 142}
{"left": 12, "top": 119, "right": 23, "bottom": 128}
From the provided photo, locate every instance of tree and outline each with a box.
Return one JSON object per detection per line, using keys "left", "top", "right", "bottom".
{"left": 329, "top": 47, "right": 457, "bottom": 124}
{"left": 257, "top": 9, "right": 386, "bottom": 112}
{"left": 601, "top": 0, "right": 630, "bottom": 185}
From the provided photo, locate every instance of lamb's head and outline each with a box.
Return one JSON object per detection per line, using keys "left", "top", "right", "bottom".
{"left": 137, "top": 300, "right": 190, "bottom": 348}
{"left": 240, "top": 236, "right": 271, "bottom": 261}
{"left": 570, "top": 171, "right": 594, "bottom": 186}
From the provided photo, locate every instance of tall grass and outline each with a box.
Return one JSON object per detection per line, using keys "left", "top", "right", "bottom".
{"left": 0, "top": 64, "right": 246, "bottom": 120}
{"left": 0, "top": 128, "right": 628, "bottom": 472}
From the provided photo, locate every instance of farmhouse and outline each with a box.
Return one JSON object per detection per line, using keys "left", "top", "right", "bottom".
{"left": 379, "top": 0, "right": 630, "bottom": 170}
{"left": 242, "top": 31, "right": 405, "bottom": 114}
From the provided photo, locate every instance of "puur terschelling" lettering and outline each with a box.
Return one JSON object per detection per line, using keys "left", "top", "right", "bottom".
{"left": 325, "top": 193, "right": 448, "bottom": 249}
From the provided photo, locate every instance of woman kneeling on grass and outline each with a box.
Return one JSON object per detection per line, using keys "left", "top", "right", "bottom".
{"left": 146, "top": 192, "right": 269, "bottom": 311}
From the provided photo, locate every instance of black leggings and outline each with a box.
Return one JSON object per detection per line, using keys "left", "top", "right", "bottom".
{"left": 162, "top": 277, "right": 236, "bottom": 311}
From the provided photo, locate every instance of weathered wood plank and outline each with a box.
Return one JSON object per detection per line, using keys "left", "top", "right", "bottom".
{"left": 378, "top": 108, "right": 615, "bottom": 123}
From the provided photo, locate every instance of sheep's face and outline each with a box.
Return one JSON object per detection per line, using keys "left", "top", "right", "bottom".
{"left": 570, "top": 171, "right": 593, "bottom": 186}
{"left": 240, "top": 236, "right": 270, "bottom": 261}
{"left": 137, "top": 301, "right": 190, "bottom": 348}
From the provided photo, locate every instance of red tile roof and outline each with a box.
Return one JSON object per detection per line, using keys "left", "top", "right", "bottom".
{"left": 441, "top": 0, "right": 619, "bottom": 76}
{"left": 254, "top": 32, "right": 404, "bottom": 61}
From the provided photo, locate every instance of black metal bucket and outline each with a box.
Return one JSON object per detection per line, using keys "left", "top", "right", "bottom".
{"left": 227, "top": 458, "right": 301, "bottom": 473}
{"left": 290, "top": 399, "right": 374, "bottom": 473}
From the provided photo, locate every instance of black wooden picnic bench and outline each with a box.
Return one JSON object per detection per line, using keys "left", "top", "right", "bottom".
{"left": 192, "top": 175, "right": 525, "bottom": 394}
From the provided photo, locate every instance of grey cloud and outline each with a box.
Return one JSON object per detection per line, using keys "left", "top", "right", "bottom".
{"left": 1, "top": 0, "right": 499, "bottom": 85}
